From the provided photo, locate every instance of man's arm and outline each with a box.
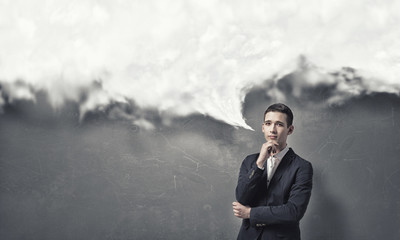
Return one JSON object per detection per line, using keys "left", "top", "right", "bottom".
{"left": 249, "top": 161, "right": 313, "bottom": 225}
{"left": 235, "top": 155, "right": 265, "bottom": 205}
{"left": 235, "top": 142, "right": 277, "bottom": 205}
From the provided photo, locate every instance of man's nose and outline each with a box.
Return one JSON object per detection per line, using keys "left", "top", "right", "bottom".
{"left": 269, "top": 124, "right": 277, "bottom": 133}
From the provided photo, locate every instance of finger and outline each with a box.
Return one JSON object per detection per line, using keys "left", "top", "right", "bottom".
{"left": 234, "top": 204, "right": 243, "bottom": 209}
{"left": 271, "top": 140, "right": 279, "bottom": 145}
{"left": 267, "top": 146, "right": 274, "bottom": 155}
{"left": 267, "top": 140, "right": 279, "bottom": 145}
{"left": 268, "top": 143, "right": 278, "bottom": 153}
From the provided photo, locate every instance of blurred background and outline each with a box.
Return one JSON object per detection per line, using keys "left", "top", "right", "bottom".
{"left": 1, "top": 0, "right": 400, "bottom": 239}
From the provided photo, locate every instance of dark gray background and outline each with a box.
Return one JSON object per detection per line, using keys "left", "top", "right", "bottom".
{"left": 1, "top": 76, "right": 400, "bottom": 240}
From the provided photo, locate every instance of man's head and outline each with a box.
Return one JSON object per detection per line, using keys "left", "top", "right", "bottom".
{"left": 262, "top": 103, "right": 294, "bottom": 150}
{"left": 263, "top": 103, "right": 293, "bottom": 127}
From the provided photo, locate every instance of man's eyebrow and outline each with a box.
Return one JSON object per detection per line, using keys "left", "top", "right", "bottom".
{"left": 264, "top": 120, "right": 285, "bottom": 124}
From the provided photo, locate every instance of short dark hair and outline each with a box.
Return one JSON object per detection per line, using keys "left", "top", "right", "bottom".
{"left": 264, "top": 103, "right": 293, "bottom": 126}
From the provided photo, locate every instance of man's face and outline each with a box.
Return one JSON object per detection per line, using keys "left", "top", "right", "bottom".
{"left": 262, "top": 111, "right": 294, "bottom": 150}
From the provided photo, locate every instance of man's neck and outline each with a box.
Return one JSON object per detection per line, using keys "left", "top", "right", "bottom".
{"left": 273, "top": 145, "right": 289, "bottom": 159}
{"left": 276, "top": 143, "right": 287, "bottom": 154}
{"left": 276, "top": 143, "right": 287, "bottom": 153}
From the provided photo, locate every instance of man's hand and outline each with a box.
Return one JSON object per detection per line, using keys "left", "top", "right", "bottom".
{"left": 232, "top": 201, "right": 251, "bottom": 219}
{"left": 256, "top": 141, "right": 279, "bottom": 169}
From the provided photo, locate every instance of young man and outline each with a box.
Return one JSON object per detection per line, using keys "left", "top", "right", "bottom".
{"left": 233, "top": 103, "right": 313, "bottom": 240}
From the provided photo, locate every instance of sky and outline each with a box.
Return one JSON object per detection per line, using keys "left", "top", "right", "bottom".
{"left": 1, "top": 0, "right": 400, "bottom": 129}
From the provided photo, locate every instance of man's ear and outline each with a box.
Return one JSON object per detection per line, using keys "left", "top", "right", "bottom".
{"left": 288, "top": 125, "right": 294, "bottom": 135}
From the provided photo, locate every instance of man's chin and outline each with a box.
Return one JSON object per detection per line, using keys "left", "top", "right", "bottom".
{"left": 267, "top": 138, "right": 278, "bottom": 142}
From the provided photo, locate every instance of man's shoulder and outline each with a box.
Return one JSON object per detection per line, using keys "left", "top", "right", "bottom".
{"left": 290, "top": 150, "right": 313, "bottom": 169}
{"left": 241, "top": 149, "right": 313, "bottom": 168}
{"left": 246, "top": 152, "right": 260, "bottom": 159}
{"left": 242, "top": 153, "right": 260, "bottom": 163}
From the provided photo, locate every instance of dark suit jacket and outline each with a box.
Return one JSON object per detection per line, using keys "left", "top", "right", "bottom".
{"left": 235, "top": 148, "right": 313, "bottom": 240}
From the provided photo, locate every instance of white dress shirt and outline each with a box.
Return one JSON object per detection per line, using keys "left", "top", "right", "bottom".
{"left": 267, "top": 145, "right": 289, "bottom": 186}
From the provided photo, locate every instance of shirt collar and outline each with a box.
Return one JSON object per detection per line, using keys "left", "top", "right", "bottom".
{"left": 273, "top": 145, "right": 289, "bottom": 160}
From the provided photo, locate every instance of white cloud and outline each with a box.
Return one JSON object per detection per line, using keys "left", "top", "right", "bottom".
{"left": 1, "top": 0, "right": 400, "bottom": 129}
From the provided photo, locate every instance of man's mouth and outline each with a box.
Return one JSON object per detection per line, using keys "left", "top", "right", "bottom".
{"left": 268, "top": 135, "right": 277, "bottom": 139}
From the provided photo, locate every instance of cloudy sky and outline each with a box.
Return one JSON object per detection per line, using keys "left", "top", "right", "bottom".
{"left": 1, "top": 0, "right": 400, "bottom": 239}
{"left": 1, "top": 0, "right": 400, "bottom": 128}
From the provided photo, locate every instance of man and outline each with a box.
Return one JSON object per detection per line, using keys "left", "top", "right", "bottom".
{"left": 233, "top": 103, "right": 313, "bottom": 240}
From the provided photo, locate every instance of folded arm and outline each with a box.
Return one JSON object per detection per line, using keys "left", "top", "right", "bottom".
{"left": 249, "top": 161, "right": 313, "bottom": 225}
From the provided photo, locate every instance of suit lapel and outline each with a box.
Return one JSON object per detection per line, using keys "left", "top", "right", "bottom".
{"left": 268, "top": 148, "right": 295, "bottom": 188}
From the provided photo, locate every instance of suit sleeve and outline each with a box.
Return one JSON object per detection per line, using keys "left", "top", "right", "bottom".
{"left": 249, "top": 161, "right": 313, "bottom": 225}
{"left": 235, "top": 155, "right": 265, "bottom": 206}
